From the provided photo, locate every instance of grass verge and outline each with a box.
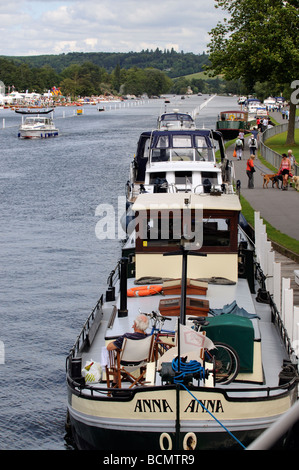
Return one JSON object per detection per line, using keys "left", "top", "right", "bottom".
{"left": 265, "top": 129, "right": 299, "bottom": 161}
{"left": 240, "top": 194, "right": 299, "bottom": 256}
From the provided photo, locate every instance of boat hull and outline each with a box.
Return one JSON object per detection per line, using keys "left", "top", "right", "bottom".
{"left": 18, "top": 129, "right": 59, "bottom": 139}
{"left": 215, "top": 126, "right": 251, "bottom": 141}
{"left": 67, "top": 382, "right": 297, "bottom": 450}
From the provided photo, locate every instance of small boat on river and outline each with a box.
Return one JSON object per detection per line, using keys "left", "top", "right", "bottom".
{"left": 65, "top": 113, "right": 298, "bottom": 451}
{"left": 16, "top": 109, "right": 58, "bottom": 139}
{"left": 216, "top": 110, "right": 251, "bottom": 140}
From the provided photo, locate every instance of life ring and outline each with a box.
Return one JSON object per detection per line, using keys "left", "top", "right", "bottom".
{"left": 127, "top": 285, "right": 163, "bottom": 297}
{"left": 229, "top": 114, "right": 235, "bottom": 121}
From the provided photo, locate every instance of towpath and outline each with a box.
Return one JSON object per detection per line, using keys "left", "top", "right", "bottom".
{"left": 229, "top": 111, "right": 299, "bottom": 304}
{"left": 231, "top": 112, "right": 298, "bottom": 241}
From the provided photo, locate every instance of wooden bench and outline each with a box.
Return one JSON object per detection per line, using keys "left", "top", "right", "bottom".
{"left": 159, "top": 297, "right": 209, "bottom": 317}
{"left": 162, "top": 278, "right": 208, "bottom": 296}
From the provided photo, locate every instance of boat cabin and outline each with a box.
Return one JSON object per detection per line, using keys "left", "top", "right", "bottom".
{"left": 157, "top": 112, "right": 196, "bottom": 130}
{"left": 132, "top": 192, "right": 241, "bottom": 282}
{"left": 23, "top": 116, "right": 53, "bottom": 126}
{"left": 216, "top": 110, "right": 251, "bottom": 140}
{"left": 130, "top": 129, "right": 228, "bottom": 197}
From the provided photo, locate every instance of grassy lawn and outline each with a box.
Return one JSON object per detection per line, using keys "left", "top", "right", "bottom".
{"left": 264, "top": 129, "right": 299, "bottom": 162}
{"left": 240, "top": 195, "right": 299, "bottom": 256}
{"left": 183, "top": 71, "right": 221, "bottom": 80}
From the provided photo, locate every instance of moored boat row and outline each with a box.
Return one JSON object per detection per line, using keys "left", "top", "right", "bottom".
{"left": 65, "top": 108, "right": 298, "bottom": 450}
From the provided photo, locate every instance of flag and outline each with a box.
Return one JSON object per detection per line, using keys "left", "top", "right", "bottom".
{"left": 180, "top": 324, "right": 215, "bottom": 355}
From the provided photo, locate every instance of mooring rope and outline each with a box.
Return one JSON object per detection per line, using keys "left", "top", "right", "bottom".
{"left": 171, "top": 358, "right": 246, "bottom": 450}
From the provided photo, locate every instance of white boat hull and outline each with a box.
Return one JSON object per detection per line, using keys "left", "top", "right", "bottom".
{"left": 18, "top": 128, "right": 59, "bottom": 139}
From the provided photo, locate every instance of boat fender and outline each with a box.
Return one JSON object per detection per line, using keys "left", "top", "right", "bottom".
{"left": 127, "top": 285, "right": 163, "bottom": 297}
{"left": 183, "top": 432, "right": 197, "bottom": 450}
{"left": 159, "top": 432, "right": 172, "bottom": 450}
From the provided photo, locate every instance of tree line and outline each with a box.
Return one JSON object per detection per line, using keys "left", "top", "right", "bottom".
{"left": 4, "top": 49, "right": 209, "bottom": 77}
{"left": 206, "top": 0, "right": 298, "bottom": 145}
{"left": 0, "top": 53, "right": 231, "bottom": 98}
{"left": 0, "top": 57, "right": 173, "bottom": 97}
{"left": 0, "top": 52, "right": 246, "bottom": 99}
{"left": 0, "top": 49, "right": 212, "bottom": 98}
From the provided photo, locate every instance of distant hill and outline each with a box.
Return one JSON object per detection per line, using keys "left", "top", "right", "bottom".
{"left": 2, "top": 49, "right": 210, "bottom": 78}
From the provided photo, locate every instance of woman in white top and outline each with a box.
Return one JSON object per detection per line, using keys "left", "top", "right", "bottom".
{"left": 248, "top": 134, "right": 258, "bottom": 155}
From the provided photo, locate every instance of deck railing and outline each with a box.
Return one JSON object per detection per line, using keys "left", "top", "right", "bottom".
{"left": 68, "top": 294, "right": 104, "bottom": 360}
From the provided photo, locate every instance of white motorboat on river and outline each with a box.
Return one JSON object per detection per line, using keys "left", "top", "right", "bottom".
{"left": 65, "top": 113, "right": 298, "bottom": 451}
{"left": 16, "top": 109, "right": 58, "bottom": 139}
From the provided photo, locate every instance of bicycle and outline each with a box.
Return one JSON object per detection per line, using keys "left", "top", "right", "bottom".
{"left": 141, "top": 310, "right": 176, "bottom": 360}
{"left": 190, "top": 317, "right": 240, "bottom": 385}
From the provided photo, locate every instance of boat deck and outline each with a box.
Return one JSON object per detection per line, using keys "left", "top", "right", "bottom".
{"left": 82, "top": 277, "right": 288, "bottom": 392}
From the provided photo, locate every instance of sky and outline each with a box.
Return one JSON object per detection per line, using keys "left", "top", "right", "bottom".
{"left": 0, "top": 0, "right": 227, "bottom": 57}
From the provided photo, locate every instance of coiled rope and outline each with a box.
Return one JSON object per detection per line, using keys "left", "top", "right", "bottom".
{"left": 171, "top": 357, "right": 246, "bottom": 450}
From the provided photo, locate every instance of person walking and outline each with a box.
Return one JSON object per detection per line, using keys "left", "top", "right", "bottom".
{"left": 251, "top": 127, "right": 259, "bottom": 140}
{"left": 278, "top": 153, "right": 291, "bottom": 190}
{"left": 248, "top": 134, "right": 258, "bottom": 155}
{"left": 262, "top": 117, "right": 269, "bottom": 132}
{"left": 235, "top": 137, "right": 243, "bottom": 160}
{"left": 288, "top": 149, "right": 295, "bottom": 174}
{"left": 238, "top": 131, "right": 245, "bottom": 150}
{"left": 246, "top": 155, "right": 255, "bottom": 188}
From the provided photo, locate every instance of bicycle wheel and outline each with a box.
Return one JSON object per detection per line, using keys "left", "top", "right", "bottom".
{"left": 206, "top": 342, "right": 240, "bottom": 385}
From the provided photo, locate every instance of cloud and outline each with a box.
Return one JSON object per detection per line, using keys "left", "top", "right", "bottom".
{"left": 0, "top": 0, "right": 227, "bottom": 56}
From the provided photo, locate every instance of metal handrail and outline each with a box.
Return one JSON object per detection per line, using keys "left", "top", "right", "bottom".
{"left": 67, "top": 294, "right": 104, "bottom": 361}
{"left": 66, "top": 372, "right": 298, "bottom": 399}
{"left": 107, "top": 261, "right": 121, "bottom": 288}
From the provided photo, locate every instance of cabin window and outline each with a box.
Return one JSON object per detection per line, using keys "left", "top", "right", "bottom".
{"left": 171, "top": 149, "right": 193, "bottom": 161}
{"left": 156, "top": 135, "right": 169, "bottom": 148}
{"left": 175, "top": 171, "right": 192, "bottom": 184}
{"left": 194, "top": 136, "right": 206, "bottom": 148}
{"left": 149, "top": 172, "right": 167, "bottom": 184}
{"left": 135, "top": 210, "right": 238, "bottom": 254}
{"left": 201, "top": 218, "right": 230, "bottom": 246}
{"left": 151, "top": 148, "right": 171, "bottom": 162}
{"left": 201, "top": 171, "right": 218, "bottom": 186}
{"left": 146, "top": 211, "right": 182, "bottom": 246}
{"left": 171, "top": 135, "right": 193, "bottom": 161}
{"left": 172, "top": 135, "right": 192, "bottom": 148}
{"left": 143, "top": 138, "right": 150, "bottom": 159}
{"left": 194, "top": 136, "right": 213, "bottom": 161}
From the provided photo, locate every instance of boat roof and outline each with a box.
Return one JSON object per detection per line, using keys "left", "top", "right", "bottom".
{"left": 220, "top": 110, "right": 248, "bottom": 114}
{"left": 159, "top": 112, "right": 194, "bottom": 121}
{"left": 23, "top": 116, "right": 52, "bottom": 121}
{"left": 150, "top": 129, "right": 215, "bottom": 144}
{"left": 151, "top": 129, "right": 213, "bottom": 136}
{"left": 132, "top": 192, "right": 241, "bottom": 212}
{"left": 15, "top": 108, "right": 54, "bottom": 115}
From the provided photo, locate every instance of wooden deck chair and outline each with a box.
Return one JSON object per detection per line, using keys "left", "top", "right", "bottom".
{"left": 106, "top": 335, "right": 154, "bottom": 389}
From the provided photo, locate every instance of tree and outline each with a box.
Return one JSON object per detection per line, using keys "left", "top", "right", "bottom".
{"left": 207, "top": 0, "right": 299, "bottom": 144}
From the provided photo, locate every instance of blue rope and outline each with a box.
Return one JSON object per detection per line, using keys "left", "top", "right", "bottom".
{"left": 172, "top": 356, "right": 206, "bottom": 381}
{"left": 171, "top": 358, "right": 246, "bottom": 450}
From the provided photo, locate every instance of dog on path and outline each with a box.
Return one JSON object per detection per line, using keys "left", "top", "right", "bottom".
{"left": 262, "top": 173, "right": 281, "bottom": 188}
{"left": 291, "top": 175, "right": 299, "bottom": 191}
